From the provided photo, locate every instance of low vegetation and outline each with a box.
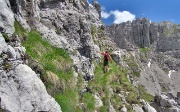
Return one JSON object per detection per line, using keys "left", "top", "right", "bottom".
{"left": 13, "top": 21, "right": 153, "bottom": 112}
{"left": 124, "top": 52, "right": 141, "bottom": 77}
{"left": 88, "top": 58, "right": 140, "bottom": 111}
{"left": 14, "top": 21, "right": 84, "bottom": 112}
{"left": 138, "top": 85, "right": 154, "bottom": 102}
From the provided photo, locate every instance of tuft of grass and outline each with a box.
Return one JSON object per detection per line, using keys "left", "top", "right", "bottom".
{"left": 14, "top": 21, "right": 28, "bottom": 42}
{"left": 140, "top": 47, "right": 150, "bottom": 59}
{"left": 91, "top": 25, "right": 99, "bottom": 45}
{"left": 82, "top": 92, "right": 96, "bottom": 112}
{"left": 124, "top": 53, "right": 140, "bottom": 77}
{"left": 140, "top": 47, "right": 150, "bottom": 54}
{"left": 14, "top": 21, "right": 26, "bottom": 34}
{"left": 138, "top": 85, "right": 154, "bottom": 102}
{"left": 14, "top": 22, "right": 80, "bottom": 109}
{"left": 54, "top": 90, "right": 79, "bottom": 112}
{"left": 2, "top": 62, "right": 12, "bottom": 71}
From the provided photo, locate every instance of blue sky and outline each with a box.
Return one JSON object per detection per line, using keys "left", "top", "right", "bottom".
{"left": 88, "top": 0, "right": 180, "bottom": 25}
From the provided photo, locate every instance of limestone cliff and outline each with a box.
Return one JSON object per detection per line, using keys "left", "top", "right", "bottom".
{"left": 0, "top": 0, "right": 180, "bottom": 112}
{"left": 0, "top": 0, "right": 104, "bottom": 111}
{"left": 106, "top": 18, "right": 180, "bottom": 96}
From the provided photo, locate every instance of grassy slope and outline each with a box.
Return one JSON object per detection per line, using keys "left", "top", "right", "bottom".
{"left": 88, "top": 59, "right": 140, "bottom": 112}
{"left": 14, "top": 21, "right": 84, "bottom": 112}
{"left": 13, "top": 21, "right": 153, "bottom": 112}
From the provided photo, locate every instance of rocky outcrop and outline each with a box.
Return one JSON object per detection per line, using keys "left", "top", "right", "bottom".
{"left": 152, "top": 92, "right": 180, "bottom": 112}
{"left": 0, "top": 0, "right": 15, "bottom": 35}
{"left": 0, "top": 64, "right": 61, "bottom": 112}
{"left": 107, "top": 18, "right": 180, "bottom": 96}
{"left": 106, "top": 18, "right": 180, "bottom": 51}
{"left": 1, "top": 0, "right": 180, "bottom": 111}
{"left": 92, "top": 0, "right": 101, "bottom": 20}
{"left": 141, "top": 100, "right": 157, "bottom": 112}
{"left": 1, "top": 0, "right": 104, "bottom": 111}
{"left": 132, "top": 104, "right": 144, "bottom": 112}
{"left": 11, "top": 0, "right": 103, "bottom": 81}
{"left": 0, "top": 34, "right": 61, "bottom": 111}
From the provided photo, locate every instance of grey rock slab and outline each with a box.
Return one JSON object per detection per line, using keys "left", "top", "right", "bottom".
{"left": 0, "top": 33, "right": 7, "bottom": 54}
{"left": 0, "top": 64, "right": 62, "bottom": 112}
{"left": 0, "top": 0, "right": 15, "bottom": 35}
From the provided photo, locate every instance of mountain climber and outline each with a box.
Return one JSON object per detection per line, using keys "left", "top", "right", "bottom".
{"left": 99, "top": 51, "right": 112, "bottom": 73}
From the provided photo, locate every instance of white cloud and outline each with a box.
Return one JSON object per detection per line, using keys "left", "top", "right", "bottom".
{"left": 101, "top": 6, "right": 106, "bottom": 11}
{"left": 100, "top": 7, "right": 136, "bottom": 23}
{"left": 101, "top": 6, "right": 111, "bottom": 19}
{"left": 101, "top": 11, "right": 111, "bottom": 19}
{"left": 110, "top": 10, "right": 135, "bottom": 24}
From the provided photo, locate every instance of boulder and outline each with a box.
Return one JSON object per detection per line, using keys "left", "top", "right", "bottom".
{"left": 0, "top": 64, "right": 62, "bottom": 112}
{"left": 120, "top": 105, "right": 127, "bottom": 112}
{"left": 94, "top": 93, "right": 103, "bottom": 108}
{"left": 0, "top": 0, "right": 15, "bottom": 35}
{"left": 0, "top": 33, "right": 7, "bottom": 54}
{"left": 111, "top": 50, "right": 122, "bottom": 65}
{"left": 142, "top": 100, "right": 157, "bottom": 112}
{"left": 132, "top": 104, "right": 144, "bottom": 112}
{"left": 109, "top": 102, "right": 116, "bottom": 112}
{"left": 153, "top": 93, "right": 180, "bottom": 112}
{"left": 6, "top": 45, "right": 16, "bottom": 59}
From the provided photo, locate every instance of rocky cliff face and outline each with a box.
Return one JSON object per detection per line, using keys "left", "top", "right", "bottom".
{"left": 0, "top": 32, "right": 61, "bottom": 111}
{"left": 1, "top": 0, "right": 180, "bottom": 111}
{"left": 106, "top": 18, "right": 180, "bottom": 96}
{"left": 0, "top": 0, "right": 104, "bottom": 111}
{"left": 6, "top": 0, "right": 104, "bottom": 80}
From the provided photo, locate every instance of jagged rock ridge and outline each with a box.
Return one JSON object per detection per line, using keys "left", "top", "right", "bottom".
{"left": 106, "top": 18, "right": 180, "bottom": 96}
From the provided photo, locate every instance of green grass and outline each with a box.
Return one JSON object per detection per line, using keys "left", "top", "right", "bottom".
{"left": 14, "top": 21, "right": 27, "bottom": 41}
{"left": 54, "top": 90, "right": 79, "bottom": 112}
{"left": 138, "top": 85, "right": 154, "bottom": 102}
{"left": 124, "top": 53, "right": 140, "bottom": 77}
{"left": 54, "top": 73, "right": 85, "bottom": 112}
{"left": 140, "top": 47, "right": 150, "bottom": 59}
{"left": 14, "top": 21, "right": 148, "bottom": 112}
{"left": 14, "top": 21, "right": 85, "bottom": 111}
{"left": 88, "top": 57, "right": 140, "bottom": 111}
{"left": 22, "top": 30, "right": 72, "bottom": 80}
{"left": 91, "top": 25, "right": 97, "bottom": 38}
{"left": 140, "top": 47, "right": 150, "bottom": 54}
{"left": 82, "top": 93, "right": 96, "bottom": 112}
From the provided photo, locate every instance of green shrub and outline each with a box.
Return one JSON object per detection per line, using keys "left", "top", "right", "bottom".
{"left": 2, "top": 62, "right": 11, "bottom": 70}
